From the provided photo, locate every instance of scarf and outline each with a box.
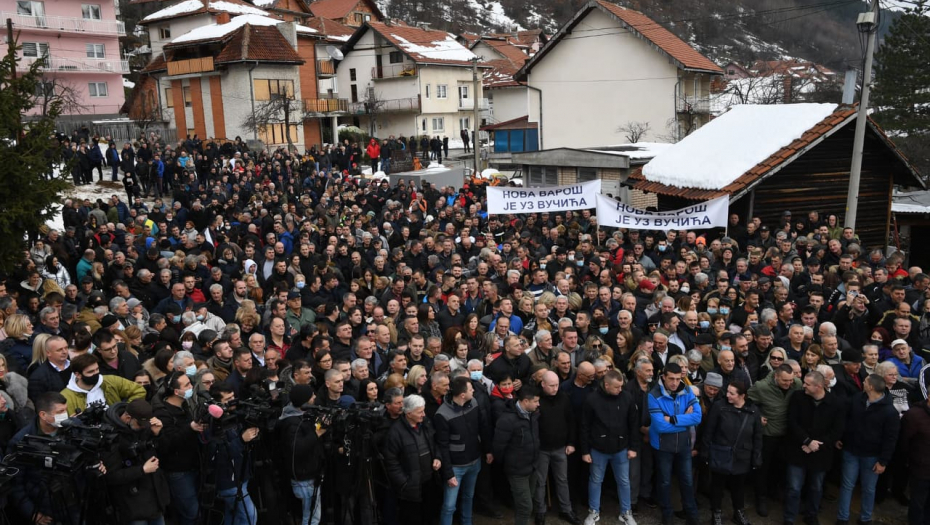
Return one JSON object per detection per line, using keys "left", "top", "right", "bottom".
{"left": 66, "top": 374, "right": 106, "bottom": 407}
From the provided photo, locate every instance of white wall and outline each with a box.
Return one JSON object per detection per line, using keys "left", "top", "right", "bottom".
{"left": 487, "top": 86, "right": 528, "bottom": 124}
{"left": 526, "top": 8, "right": 680, "bottom": 148}
{"left": 149, "top": 14, "right": 213, "bottom": 57}
{"left": 224, "top": 63, "right": 305, "bottom": 149}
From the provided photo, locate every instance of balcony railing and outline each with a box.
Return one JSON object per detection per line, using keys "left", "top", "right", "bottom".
{"left": 317, "top": 59, "right": 335, "bottom": 76}
{"left": 371, "top": 64, "right": 417, "bottom": 80}
{"left": 2, "top": 12, "right": 125, "bottom": 35}
{"left": 304, "top": 97, "right": 349, "bottom": 114}
{"left": 167, "top": 57, "right": 215, "bottom": 76}
{"left": 676, "top": 95, "right": 711, "bottom": 114}
{"left": 349, "top": 96, "right": 420, "bottom": 114}
{"left": 458, "top": 97, "right": 489, "bottom": 111}
{"left": 19, "top": 56, "right": 130, "bottom": 73}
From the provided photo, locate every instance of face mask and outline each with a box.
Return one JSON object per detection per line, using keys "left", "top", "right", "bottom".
{"left": 599, "top": 327, "right": 609, "bottom": 335}
{"left": 196, "top": 315, "right": 204, "bottom": 322}
{"left": 469, "top": 371, "right": 483, "bottom": 382}
{"left": 658, "top": 245, "right": 667, "bottom": 252}
{"left": 500, "top": 385, "right": 514, "bottom": 395}
{"left": 577, "top": 260, "right": 584, "bottom": 267}
{"left": 828, "top": 377, "right": 837, "bottom": 388}
{"left": 296, "top": 281, "right": 306, "bottom": 289}
{"left": 681, "top": 286, "right": 690, "bottom": 294}
{"left": 83, "top": 373, "right": 100, "bottom": 386}
{"left": 699, "top": 320, "right": 710, "bottom": 330}
{"left": 872, "top": 339, "right": 883, "bottom": 345}
{"left": 707, "top": 308, "right": 718, "bottom": 315}
{"left": 185, "top": 365, "right": 197, "bottom": 376}
{"left": 720, "top": 308, "right": 730, "bottom": 315}
{"left": 182, "top": 341, "right": 193, "bottom": 350}
{"left": 568, "top": 255, "right": 574, "bottom": 261}
{"left": 721, "top": 345, "right": 731, "bottom": 352}
{"left": 52, "top": 413, "right": 68, "bottom": 428}
{"left": 179, "top": 388, "right": 194, "bottom": 400}
{"left": 540, "top": 263, "right": 546, "bottom": 269}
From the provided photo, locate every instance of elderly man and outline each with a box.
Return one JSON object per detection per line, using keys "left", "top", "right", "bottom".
{"left": 529, "top": 330, "right": 556, "bottom": 369}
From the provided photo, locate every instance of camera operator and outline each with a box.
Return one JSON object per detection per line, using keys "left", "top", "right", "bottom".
{"left": 62, "top": 353, "right": 146, "bottom": 415}
{"left": 383, "top": 394, "right": 442, "bottom": 525}
{"left": 202, "top": 383, "right": 261, "bottom": 525}
{"left": 275, "top": 384, "right": 326, "bottom": 525}
{"left": 102, "top": 399, "right": 170, "bottom": 525}
{"left": 226, "top": 348, "right": 254, "bottom": 400}
{"left": 152, "top": 371, "right": 202, "bottom": 525}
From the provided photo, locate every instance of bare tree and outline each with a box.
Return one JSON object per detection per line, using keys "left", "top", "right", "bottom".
{"left": 33, "top": 76, "right": 84, "bottom": 118}
{"left": 131, "top": 88, "right": 162, "bottom": 134}
{"left": 360, "top": 87, "right": 386, "bottom": 138}
{"left": 616, "top": 121, "right": 651, "bottom": 143}
{"left": 243, "top": 92, "right": 302, "bottom": 152}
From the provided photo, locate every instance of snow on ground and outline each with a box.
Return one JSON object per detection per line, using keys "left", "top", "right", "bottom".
{"left": 49, "top": 181, "right": 127, "bottom": 233}
{"left": 392, "top": 35, "right": 477, "bottom": 62}
{"left": 642, "top": 103, "right": 839, "bottom": 190}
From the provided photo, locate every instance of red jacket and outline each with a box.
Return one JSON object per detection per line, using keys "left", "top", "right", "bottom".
{"left": 366, "top": 140, "right": 380, "bottom": 160}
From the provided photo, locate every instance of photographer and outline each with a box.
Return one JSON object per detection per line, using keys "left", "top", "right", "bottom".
{"left": 102, "top": 399, "right": 170, "bottom": 525}
{"left": 152, "top": 371, "right": 202, "bottom": 525}
{"left": 276, "top": 384, "right": 326, "bottom": 525}
{"left": 61, "top": 353, "right": 146, "bottom": 415}
{"left": 202, "top": 383, "right": 261, "bottom": 525}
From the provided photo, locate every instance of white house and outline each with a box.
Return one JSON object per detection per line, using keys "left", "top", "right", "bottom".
{"left": 514, "top": 0, "right": 722, "bottom": 148}
{"left": 336, "top": 21, "right": 488, "bottom": 141}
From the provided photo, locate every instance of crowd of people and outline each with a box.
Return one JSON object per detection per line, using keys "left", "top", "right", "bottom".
{"left": 1, "top": 130, "right": 929, "bottom": 525}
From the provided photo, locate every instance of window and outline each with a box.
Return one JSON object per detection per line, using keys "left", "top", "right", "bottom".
{"left": 528, "top": 166, "right": 558, "bottom": 186}
{"left": 253, "top": 79, "right": 294, "bottom": 101}
{"left": 727, "top": 69, "right": 736, "bottom": 75}
{"left": 17, "top": 1, "right": 44, "bottom": 18}
{"left": 436, "top": 84, "right": 447, "bottom": 99}
{"left": 421, "top": 119, "right": 426, "bottom": 132}
{"left": 159, "top": 27, "right": 171, "bottom": 40}
{"left": 354, "top": 13, "right": 362, "bottom": 23}
{"left": 81, "top": 4, "right": 101, "bottom": 19}
{"left": 86, "top": 44, "right": 105, "bottom": 59}
{"left": 35, "top": 81, "right": 54, "bottom": 97}
{"left": 364, "top": 14, "right": 371, "bottom": 22}
{"left": 259, "top": 123, "right": 299, "bottom": 145}
{"left": 389, "top": 51, "right": 403, "bottom": 64}
{"left": 165, "top": 87, "right": 174, "bottom": 108}
{"left": 458, "top": 85, "right": 468, "bottom": 100}
{"left": 577, "top": 167, "right": 598, "bottom": 182}
{"left": 88, "top": 82, "right": 108, "bottom": 97}
{"left": 350, "top": 84, "right": 358, "bottom": 103}
{"left": 459, "top": 117, "right": 469, "bottom": 130}
{"left": 349, "top": 68, "right": 356, "bottom": 81}
{"left": 22, "top": 42, "right": 49, "bottom": 58}
{"left": 425, "top": 84, "right": 430, "bottom": 99}
{"left": 431, "top": 117, "right": 444, "bottom": 132}
{"left": 183, "top": 86, "right": 192, "bottom": 107}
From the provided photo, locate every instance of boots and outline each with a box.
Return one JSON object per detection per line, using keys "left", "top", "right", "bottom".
{"left": 732, "top": 509, "right": 751, "bottom": 525}
{"left": 712, "top": 510, "right": 723, "bottom": 525}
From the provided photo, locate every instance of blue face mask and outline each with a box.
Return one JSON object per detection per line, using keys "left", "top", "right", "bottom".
{"left": 720, "top": 307, "right": 730, "bottom": 315}
{"left": 185, "top": 365, "right": 197, "bottom": 377}
{"left": 196, "top": 315, "right": 204, "bottom": 322}
{"left": 296, "top": 281, "right": 306, "bottom": 289}
{"left": 576, "top": 260, "right": 584, "bottom": 267}
{"left": 699, "top": 320, "right": 710, "bottom": 330}
{"left": 469, "top": 371, "right": 483, "bottom": 382}
{"left": 721, "top": 345, "right": 731, "bottom": 352}
{"left": 599, "top": 327, "right": 608, "bottom": 335}
{"left": 658, "top": 245, "right": 667, "bottom": 252}
{"left": 180, "top": 388, "right": 193, "bottom": 400}
{"left": 707, "top": 308, "right": 718, "bottom": 315}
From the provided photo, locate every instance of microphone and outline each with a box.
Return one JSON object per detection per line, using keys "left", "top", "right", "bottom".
{"left": 207, "top": 404, "right": 225, "bottom": 419}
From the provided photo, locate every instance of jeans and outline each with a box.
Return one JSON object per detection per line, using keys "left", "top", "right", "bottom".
{"left": 167, "top": 471, "right": 199, "bottom": 525}
{"left": 508, "top": 474, "right": 537, "bottom": 525}
{"left": 381, "top": 158, "right": 391, "bottom": 174}
{"left": 291, "top": 479, "right": 322, "bottom": 525}
{"left": 441, "top": 460, "right": 481, "bottom": 525}
{"left": 655, "top": 449, "right": 698, "bottom": 519}
{"left": 785, "top": 464, "right": 826, "bottom": 523}
{"left": 217, "top": 480, "right": 257, "bottom": 525}
{"left": 534, "top": 448, "right": 572, "bottom": 514}
{"left": 837, "top": 452, "right": 880, "bottom": 521}
{"left": 129, "top": 518, "right": 165, "bottom": 525}
{"left": 630, "top": 441, "right": 653, "bottom": 502}
{"left": 588, "top": 449, "right": 632, "bottom": 514}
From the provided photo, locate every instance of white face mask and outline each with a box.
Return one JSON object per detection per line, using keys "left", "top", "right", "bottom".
{"left": 52, "top": 413, "right": 68, "bottom": 428}
{"left": 828, "top": 377, "right": 837, "bottom": 388}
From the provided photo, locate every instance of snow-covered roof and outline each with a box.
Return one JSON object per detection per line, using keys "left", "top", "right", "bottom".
{"left": 642, "top": 103, "right": 839, "bottom": 190}
{"left": 208, "top": 0, "right": 268, "bottom": 14}
{"left": 587, "top": 142, "right": 673, "bottom": 160}
{"left": 170, "top": 13, "right": 314, "bottom": 43}
{"left": 392, "top": 34, "right": 476, "bottom": 62}
{"left": 142, "top": 0, "right": 268, "bottom": 22}
{"left": 142, "top": 0, "right": 202, "bottom": 21}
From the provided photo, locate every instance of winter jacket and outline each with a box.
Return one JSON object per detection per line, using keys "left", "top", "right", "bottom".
{"left": 485, "top": 352, "right": 532, "bottom": 386}
{"left": 97, "top": 350, "right": 142, "bottom": 381}
{"left": 842, "top": 391, "right": 900, "bottom": 466}
{"left": 901, "top": 403, "right": 930, "bottom": 479}
{"left": 747, "top": 373, "right": 801, "bottom": 437}
{"left": 538, "top": 390, "right": 575, "bottom": 451}
{"left": 647, "top": 380, "right": 702, "bottom": 453}
{"left": 492, "top": 399, "right": 540, "bottom": 476}
{"left": 785, "top": 390, "right": 845, "bottom": 471}
{"left": 26, "top": 361, "right": 70, "bottom": 401}
{"left": 275, "top": 405, "right": 324, "bottom": 481}
{"left": 383, "top": 417, "right": 438, "bottom": 502}
{"left": 152, "top": 398, "right": 200, "bottom": 472}
{"left": 701, "top": 401, "right": 763, "bottom": 475}
{"left": 433, "top": 397, "right": 491, "bottom": 481}
{"left": 3, "top": 336, "right": 35, "bottom": 374}
{"left": 579, "top": 384, "right": 641, "bottom": 455}
{"left": 1, "top": 372, "right": 30, "bottom": 410}
{"left": 889, "top": 353, "right": 924, "bottom": 379}
{"left": 62, "top": 375, "right": 146, "bottom": 415}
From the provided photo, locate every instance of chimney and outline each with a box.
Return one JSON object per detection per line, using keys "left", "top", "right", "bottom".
{"left": 417, "top": 21, "right": 430, "bottom": 31}
{"left": 216, "top": 12, "right": 231, "bottom": 24}
{"left": 277, "top": 20, "right": 298, "bottom": 50}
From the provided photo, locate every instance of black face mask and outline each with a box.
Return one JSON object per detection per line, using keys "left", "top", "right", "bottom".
{"left": 83, "top": 373, "right": 100, "bottom": 386}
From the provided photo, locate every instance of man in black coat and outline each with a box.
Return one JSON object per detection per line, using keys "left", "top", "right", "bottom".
{"left": 493, "top": 386, "right": 541, "bottom": 525}
{"left": 275, "top": 384, "right": 327, "bottom": 525}
{"left": 436, "top": 293, "right": 465, "bottom": 334}
{"left": 783, "top": 370, "right": 846, "bottom": 525}
{"left": 486, "top": 335, "right": 532, "bottom": 388}
{"left": 831, "top": 348, "right": 866, "bottom": 408}
{"left": 26, "top": 336, "right": 71, "bottom": 402}
{"left": 535, "top": 371, "right": 581, "bottom": 525}
{"left": 383, "top": 394, "right": 441, "bottom": 525}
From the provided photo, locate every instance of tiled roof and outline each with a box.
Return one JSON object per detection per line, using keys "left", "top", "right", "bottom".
{"left": 363, "top": 22, "right": 477, "bottom": 66}
{"left": 306, "top": 16, "right": 354, "bottom": 41}
{"left": 476, "top": 38, "right": 528, "bottom": 65}
{"left": 517, "top": 0, "right": 721, "bottom": 79}
{"left": 139, "top": 0, "right": 268, "bottom": 24}
{"left": 482, "top": 58, "right": 522, "bottom": 88}
{"left": 142, "top": 53, "right": 168, "bottom": 73}
{"left": 215, "top": 24, "right": 304, "bottom": 63}
{"left": 309, "top": 0, "right": 382, "bottom": 20}
{"left": 629, "top": 106, "right": 911, "bottom": 200}
{"left": 481, "top": 115, "right": 536, "bottom": 131}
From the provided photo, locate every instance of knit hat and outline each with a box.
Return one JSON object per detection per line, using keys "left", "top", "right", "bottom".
{"left": 704, "top": 372, "right": 724, "bottom": 388}
{"left": 290, "top": 384, "right": 315, "bottom": 408}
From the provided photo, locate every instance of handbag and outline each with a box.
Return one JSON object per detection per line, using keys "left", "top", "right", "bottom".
{"left": 708, "top": 411, "right": 750, "bottom": 474}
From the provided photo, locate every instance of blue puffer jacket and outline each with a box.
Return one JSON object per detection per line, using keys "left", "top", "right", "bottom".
{"left": 648, "top": 380, "right": 702, "bottom": 453}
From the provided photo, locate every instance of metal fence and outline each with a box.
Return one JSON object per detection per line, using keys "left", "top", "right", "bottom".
{"left": 57, "top": 119, "right": 178, "bottom": 144}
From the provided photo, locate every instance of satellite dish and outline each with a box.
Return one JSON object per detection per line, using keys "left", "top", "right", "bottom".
{"left": 326, "top": 45, "right": 344, "bottom": 60}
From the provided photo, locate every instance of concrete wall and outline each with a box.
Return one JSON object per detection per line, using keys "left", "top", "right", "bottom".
{"left": 149, "top": 14, "right": 213, "bottom": 57}
{"left": 487, "top": 86, "right": 528, "bottom": 124}
{"left": 526, "top": 8, "right": 679, "bottom": 148}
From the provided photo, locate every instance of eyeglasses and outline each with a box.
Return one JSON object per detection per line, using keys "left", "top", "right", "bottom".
{"left": 592, "top": 344, "right": 602, "bottom": 349}
{"left": 202, "top": 379, "right": 215, "bottom": 386}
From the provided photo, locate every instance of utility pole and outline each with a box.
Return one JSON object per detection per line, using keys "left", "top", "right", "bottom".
{"left": 472, "top": 57, "right": 480, "bottom": 177}
{"left": 844, "top": 0, "right": 879, "bottom": 230}
{"left": 7, "top": 18, "right": 15, "bottom": 81}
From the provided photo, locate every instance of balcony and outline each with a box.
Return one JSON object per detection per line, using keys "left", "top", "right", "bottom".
{"left": 371, "top": 64, "right": 417, "bottom": 80}
{"left": 349, "top": 96, "right": 420, "bottom": 114}
{"left": 304, "top": 97, "right": 349, "bottom": 114}
{"left": 317, "top": 59, "right": 335, "bottom": 76}
{"left": 19, "top": 56, "right": 130, "bottom": 73}
{"left": 458, "top": 97, "right": 490, "bottom": 111}
{"left": 2, "top": 12, "right": 125, "bottom": 35}
{"left": 676, "top": 95, "right": 711, "bottom": 114}
{"left": 167, "top": 57, "right": 215, "bottom": 76}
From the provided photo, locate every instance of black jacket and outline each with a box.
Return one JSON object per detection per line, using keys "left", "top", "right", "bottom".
{"left": 383, "top": 417, "right": 439, "bottom": 502}
{"left": 701, "top": 400, "right": 764, "bottom": 475}
{"left": 98, "top": 350, "right": 142, "bottom": 381}
{"left": 538, "top": 390, "right": 575, "bottom": 451}
{"left": 492, "top": 400, "right": 540, "bottom": 476}
{"left": 785, "top": 391, "right": 846, "bottom": 471}
{"left": 26, "top": 361, "right": 71, "bottom": 402}
{"left": 486, "top": 352, "right": 532, "bottom": 385}
{"left": 579, "top": 385, "right": 641, "bottom": 455}
{"left": 433, "top": 397, "right": 491, "bottom": 480}
{"left": 152, "top": 398, "right": 200, "bottom": 472}
{"left": 842, "top": 391, "right": 900, "bottom": 466}
{"left": 275, "top": 405, "right": 324, "bottom": 481}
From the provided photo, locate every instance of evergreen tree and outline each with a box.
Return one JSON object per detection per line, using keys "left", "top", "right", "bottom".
{"left": 873, "top": 0, "right": 930, "bottom": 138}
{"left": 0, "top": 37, "right": 70, "bottom": 273}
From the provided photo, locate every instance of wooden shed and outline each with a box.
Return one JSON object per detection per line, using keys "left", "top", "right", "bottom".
{"left": 630, "top": 104, "right": 924, "bottom": 248}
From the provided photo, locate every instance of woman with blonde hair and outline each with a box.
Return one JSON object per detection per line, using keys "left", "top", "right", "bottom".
{"left": 1, "top": 313, "right": 36, "bottom": 373}
{"left": 405, "top": 364, "right": 427, "bottom": 396}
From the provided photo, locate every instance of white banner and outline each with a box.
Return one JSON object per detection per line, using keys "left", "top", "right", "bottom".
{"left": 595, "top": 193, "right": 729, "bottom": 230}
{"left": 486, "top": 180, "right": 601, "bottom": 214}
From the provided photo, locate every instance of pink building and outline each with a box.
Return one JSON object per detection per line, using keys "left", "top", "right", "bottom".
{"left": 2, "top": 0, "right": 127, "bottom": 117}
